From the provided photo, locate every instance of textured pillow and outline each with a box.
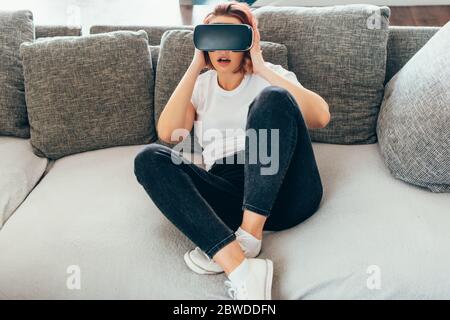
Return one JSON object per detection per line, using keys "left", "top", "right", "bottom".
{"left": 0, "top": 10, "right": 34, "bottom": 138}
{"left": 253, "top": 4, "right": 390, "bottom": 144}
{"left": 20, "top": 30, "right": 155, "bottom": 159}
{"left": 154, "top": 29, "right": 290, "bottom": 149}
{"left": 376, "top": 22, "right": 450, "bottom": 193}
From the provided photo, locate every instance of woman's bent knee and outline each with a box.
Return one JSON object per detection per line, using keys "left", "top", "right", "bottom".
{"left": 260, "top": 85, "right": 290, "bottom": 101}
{"left": 249, "top": 85, "right": 301, "bottom": 120}
{"left": 134, "top": 143, "right": 173, "bottom": 180}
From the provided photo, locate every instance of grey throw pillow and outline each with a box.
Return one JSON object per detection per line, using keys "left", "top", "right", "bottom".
{"left": 253, "top": 4, "right": 390, "bottom": 144}
{"left": 20, "top": 30, "right": 155, "bottom": 159}
{"left": 0, "top": 10, "right": 34, "bottom": 138}
{"left": 154, "top": 29, "right": 290, "bottom": 150}
{"left": 376, "top": 22, "right": 450, "bottom": 193}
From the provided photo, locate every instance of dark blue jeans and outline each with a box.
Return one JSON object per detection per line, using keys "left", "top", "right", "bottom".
{"left": 134, "top": 86, "right": 323, "bottom": 258}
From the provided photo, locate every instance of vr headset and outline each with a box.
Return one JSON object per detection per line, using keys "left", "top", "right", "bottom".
{"left": 193, "top": 23, "right": 253, "bottom": 52}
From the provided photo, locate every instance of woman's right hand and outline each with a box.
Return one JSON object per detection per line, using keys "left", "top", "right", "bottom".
{"left": 191, "top": 48, "right": 207, "bottom": 71}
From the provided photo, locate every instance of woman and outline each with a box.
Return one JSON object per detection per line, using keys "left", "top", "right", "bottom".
{"left": 134, "top": 1, "right": 330, "bottom": 300}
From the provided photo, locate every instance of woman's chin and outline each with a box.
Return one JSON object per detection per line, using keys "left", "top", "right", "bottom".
{"left": 214, "top": 65, "right": 237, "bottom": 73}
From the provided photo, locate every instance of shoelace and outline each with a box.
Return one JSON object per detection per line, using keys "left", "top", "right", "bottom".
{"left": 224, "top": 280, "right": 239, "bottom": 300}
{"left": 224, "top": 280, "right": 237, "bottom": 300}
{"left": 224, "top": 280, "right": 248, "bottom": 300}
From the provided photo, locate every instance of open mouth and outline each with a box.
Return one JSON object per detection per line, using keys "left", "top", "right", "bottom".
{"left": 217, "top": 57, "right": 231, "bottom": 66}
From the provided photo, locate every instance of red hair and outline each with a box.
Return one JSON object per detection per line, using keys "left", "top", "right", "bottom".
{"left": 202, "top": 1, "right": 258, "bottom": 75}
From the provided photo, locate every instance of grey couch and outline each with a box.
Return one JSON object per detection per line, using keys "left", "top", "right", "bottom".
{"left": 1, "top": 19, "right": 449, "bottom": 299}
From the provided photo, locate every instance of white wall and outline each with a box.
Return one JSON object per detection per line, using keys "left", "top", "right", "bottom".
{"left": 253, "top": 0, "right": 450, "bottom": 6}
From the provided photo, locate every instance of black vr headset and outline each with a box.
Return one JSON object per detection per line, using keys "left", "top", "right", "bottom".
{"left": 193, "top": 23, "right": 254, "bottom": 52}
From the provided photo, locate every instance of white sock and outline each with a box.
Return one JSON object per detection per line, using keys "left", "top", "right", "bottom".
{"left": 235, "top": 227, "right": 262, "bottom": 258}
{"left": 228, "top": 258, "right": 250, "bottom": 286}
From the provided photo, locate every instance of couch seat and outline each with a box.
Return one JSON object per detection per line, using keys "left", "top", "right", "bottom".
{"left": 0, "top": 142, "right": 449, "bottom": 299}
{"left": 0, "top": 136, "right": 48, "bottom": 228}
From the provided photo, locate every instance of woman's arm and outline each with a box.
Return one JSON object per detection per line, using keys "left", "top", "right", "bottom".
{"left": 258, "top": 66, "right": 331, "bottom": 129}
{"left": 157, "top": 62, "right": 203, "bottom": 144}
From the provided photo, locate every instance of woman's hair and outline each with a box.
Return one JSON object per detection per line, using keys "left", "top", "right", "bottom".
{"left": 202, "top": 1, "right": 258, "bottom": 75}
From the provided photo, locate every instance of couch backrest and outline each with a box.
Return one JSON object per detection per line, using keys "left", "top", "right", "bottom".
{"left": 88, "top": 23, "right": 441, "bottom": 144}
{"left": 90, "top": 24, "right": 439, "bottom": 87}
{"left": 90, "top": 25, "right": 194, "bottom": 45}
{"left": 35, "top": 25, "right": 82, "bottom": 38}
{"left": 385, "top": 26, "right": 440, "bottom": 85}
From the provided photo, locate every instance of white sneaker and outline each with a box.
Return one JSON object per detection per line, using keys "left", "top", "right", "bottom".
{"left": 184, "top": 228, "right": 262, "bottom": 275}
{"left": 225, "top": 258, "right": 273, "bottom": 300}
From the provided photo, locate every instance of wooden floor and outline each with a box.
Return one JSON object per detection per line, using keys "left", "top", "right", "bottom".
{"left": 389, "top": 5, "right": 450, "bottom": 26}
{"left": 186, "top": 4, "right": 449, "bottom": 27}
{"left": 188, "top": 5, "right": 450, "bottom": 27}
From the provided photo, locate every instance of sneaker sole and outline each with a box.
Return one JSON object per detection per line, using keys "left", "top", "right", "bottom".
{"left": 265, "top": 259, "right": 273, "bottom": 300}
{"left": 183, "top": 251, "right": 223, "bottom": 275}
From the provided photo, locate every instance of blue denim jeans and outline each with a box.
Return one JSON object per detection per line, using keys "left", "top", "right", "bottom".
{"left": 134, "top": 86, "right": 323, "bottom": 258}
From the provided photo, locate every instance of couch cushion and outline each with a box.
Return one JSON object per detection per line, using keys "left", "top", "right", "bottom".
{"left": 0, "top": 10, "right": 34, "bottom": 138}
{"left": 253, "top": 4, "right": 390, "bottom": 144}
{"left": 377, "top": 22, "right": 450, "bottom": 193}
{"left": 0, "top": 142, "right": 449, "bottom": 299}
{"left": 154, "top": 29, "right": 290, "bottom": 150}
{"left": 0, "top": 136, "right": 48, "bottom": 228}
{"left": 19, "top": 30, "right": 155, "bottom": 160}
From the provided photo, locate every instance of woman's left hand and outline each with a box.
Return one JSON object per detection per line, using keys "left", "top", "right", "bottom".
{"left": 249, "top": 26, "right": 266, "bottom": 75}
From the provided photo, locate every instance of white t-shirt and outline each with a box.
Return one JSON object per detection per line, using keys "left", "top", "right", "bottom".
{"left": 190, "top": 61, "right": 301, "bottom": 171}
